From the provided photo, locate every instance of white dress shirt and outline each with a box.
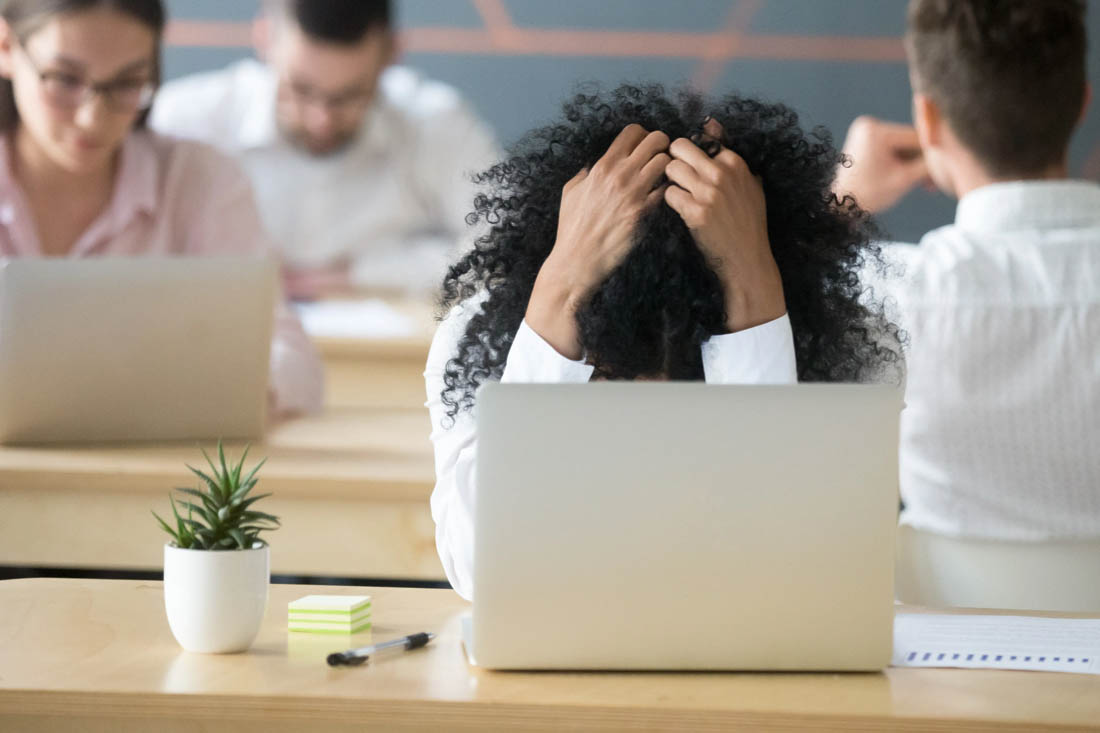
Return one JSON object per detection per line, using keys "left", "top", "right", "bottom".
{"left": 875, "top": 181, "right": 1100, "bottom": 542}
{"left": 425, "top": 298, "right": 798, "bottom": 599}
{"left": 151, "top": 59, "right": 499, "bottom": 293}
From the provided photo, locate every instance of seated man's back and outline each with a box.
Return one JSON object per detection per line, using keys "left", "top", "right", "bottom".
{"left": 836, "top": 0, "right": 1099, "bottom": 608}
{"left": 891, "top": 182, "right": 1100, "bottom": 540}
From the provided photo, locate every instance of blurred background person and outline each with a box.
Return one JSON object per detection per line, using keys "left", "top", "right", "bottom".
{"left": 0, "top": 0, "right": 322, "bottom": 416}
{"left": 151, "top": 0, "right": 499, "bottom": 299}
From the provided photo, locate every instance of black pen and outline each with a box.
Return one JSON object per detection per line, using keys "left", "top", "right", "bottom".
{"left": 326, "top": 632, "right": 435, "bottom": 666}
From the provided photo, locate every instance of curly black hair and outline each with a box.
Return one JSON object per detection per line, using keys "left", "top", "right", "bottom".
{"left": 439, "top": 83, "right": 903, "bottom": 419}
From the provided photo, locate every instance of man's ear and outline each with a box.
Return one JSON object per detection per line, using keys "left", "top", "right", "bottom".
{"left": 251, "top": 16, "right": 270, "bottom": 62}
{"left": 0, "top": 19, "right": 15, "bottom": 79}
{"left": 1079, "top": 83, "right": 1092, "bottom": 126}
{"left": 912, "top": 92, "right": 942, "bottom": 151}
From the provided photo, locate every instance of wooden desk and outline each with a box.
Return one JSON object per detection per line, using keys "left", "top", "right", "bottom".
{"left": 3, "top": 579, "right": 1100, "bottom": 732}
{"left": 308, "top": 298, "right": 437, "bottom": 410}
{"left": 0, "top": 409, "right": 444, "bottom": 580}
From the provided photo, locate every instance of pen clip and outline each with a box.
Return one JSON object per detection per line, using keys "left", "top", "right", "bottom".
{"left": 326, "top": 651, "right": 368, "bottom": 666}
{"left": 405, "top": 632, "right": 433, "bottom": 650}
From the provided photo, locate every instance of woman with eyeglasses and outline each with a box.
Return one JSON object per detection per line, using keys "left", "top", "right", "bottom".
{"left": 0, "top": 0, "right": 323, "bottom": 415}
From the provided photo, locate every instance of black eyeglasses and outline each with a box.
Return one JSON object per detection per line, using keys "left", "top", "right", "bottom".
{"left": 18, "top": 46, "right": 156, "bottom": 113}
{"left": 285, "top": 79, "right": 373, "bottom": 112}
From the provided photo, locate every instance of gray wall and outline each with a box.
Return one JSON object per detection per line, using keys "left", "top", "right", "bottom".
{"left": 163, "top": 0, "right": 1100, "bottom": 243}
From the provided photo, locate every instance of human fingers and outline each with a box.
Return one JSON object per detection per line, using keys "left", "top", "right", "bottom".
{"left": 638, "top": 152, "right": 671, "bottom": 191}
{"left": 848, "top": 116, "right": 922, "bottom": 160}
{"left": 604, "top": 123, "right": 650, "bottom": 160}
{"left": 705, "top": 145, "right": 761, "bottom": 201}
{"left": 562, "top": 166, "right": 589, "bottom": 194}
{"left": 895, "top": 146, "right": 923, "bottom": 162}
{"left": 876, "top": 119, "right": 921, "bottom": 148}
{"left": 627, "top": 129, "right": 671, "bottom": 169}
{"left": 713, "top": 146, "right": 752, "bottom": 177}
{"left": 669, "top": 136, "right": 718, "bottom": 179}
{"left": 664, "top": 158, "right": 705, "bottom": 195}
{"left": 702, "top": 117, "right": 724, "bottom": 141}
{"left": 644, "top": 183, "right": 669, "bottom": 211}
{"left": 663, "top": 183, "right": 701, "bottom": 224}
{"left": 899, "top": 154, "right": 930, "bottom": 184}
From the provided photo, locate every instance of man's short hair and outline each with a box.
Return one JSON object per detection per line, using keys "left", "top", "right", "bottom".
{"left": 905, "top": 0, "right": 1086, "bottom": 177}
{"left": 271, "top": 0, "right": 391, "bottom": 44}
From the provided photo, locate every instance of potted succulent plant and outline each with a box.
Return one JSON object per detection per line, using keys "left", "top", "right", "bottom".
{"left": 153, "top": 442, "right": 279, "bottom": 653}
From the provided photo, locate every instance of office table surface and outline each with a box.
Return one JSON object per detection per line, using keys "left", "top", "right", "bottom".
{"left": 2, "top": 579, "right": 1100, "bottom": 733}
{"left": 306, "top": 296, "right": 436, "bottom": 411}
{"left": 0, "top": 409, "right": 443, "bottom": 579}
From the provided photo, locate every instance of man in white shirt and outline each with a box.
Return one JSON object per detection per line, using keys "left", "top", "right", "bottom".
{"left": 835, "top": 0, "right": 1100, "bottom": 608}
{"left": 151, "top": 0, "right": 498, "bottom": 297}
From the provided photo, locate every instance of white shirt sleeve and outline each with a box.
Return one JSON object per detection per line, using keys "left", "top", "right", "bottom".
{"left": 700, "top": 313, "right": 798, "bottom": 384}
{"left": 414, "top": 91, "right": 501, "bottom": 236}
{"left": 501, "top": 320, "right": 596, "bottom": 383}
{"left": 426, "top": 306, "right": 592, "bottom": 599}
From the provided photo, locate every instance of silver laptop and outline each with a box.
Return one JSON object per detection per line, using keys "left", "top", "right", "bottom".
{"left": 0, "top": 257, "right": 276, "bottom": 444}
{"left": 472, "top": 382, "right": 902, "bottom": 670}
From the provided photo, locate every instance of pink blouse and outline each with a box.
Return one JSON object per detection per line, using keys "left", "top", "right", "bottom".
{"left": 0, "top": 130, "right": 323, "bottom": 415}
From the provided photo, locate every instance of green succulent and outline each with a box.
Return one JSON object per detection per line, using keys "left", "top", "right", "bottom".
{"left": 153, "top": 441, "right": 279, "bottom": 550}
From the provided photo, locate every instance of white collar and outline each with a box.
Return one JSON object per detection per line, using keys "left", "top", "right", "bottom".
{"left": 954, "top": 180, "right": 1100, "bottom": 233}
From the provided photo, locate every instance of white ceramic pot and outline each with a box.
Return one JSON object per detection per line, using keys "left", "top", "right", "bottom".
{"left": 163, "top": 543, "right": 269, "bottom": 653}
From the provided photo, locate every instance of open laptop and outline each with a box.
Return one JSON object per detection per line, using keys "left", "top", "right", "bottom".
{"left": 471, "top": 382, "right": 902, "bottom": 670}
{"left": 0, "top": 257, "right": 276, "bottom": 444}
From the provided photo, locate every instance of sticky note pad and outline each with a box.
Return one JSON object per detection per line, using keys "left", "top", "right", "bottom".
{"left": 288, "top": 595, "right": 372, "bottom": 634}
{"left": 289, "top": 595, "right": 371, "bottom": 615}
{"left": 288, "top": 629, "right": 372, "bottom": 662}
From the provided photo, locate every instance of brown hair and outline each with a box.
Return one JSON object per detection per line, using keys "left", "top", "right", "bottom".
{"left": 905, "top": 0, "right": 1087, "bottom": 177}
{"left": 0, "top": 0, "right": 165, "bottom": 132}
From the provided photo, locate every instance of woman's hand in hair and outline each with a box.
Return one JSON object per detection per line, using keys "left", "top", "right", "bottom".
{"left": 526, "top": 123, "right": 670, "bottom": 359}
{"left": 664, "top": 118, "right": 786, "bottom": 333}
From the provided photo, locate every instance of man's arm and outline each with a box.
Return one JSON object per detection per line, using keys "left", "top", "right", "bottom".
{"left": 833, "top": 116, "right": 930, "bottom": 215}
{"left": 404, "top": 90, "right": 501, "bottom": 280}
{"left": 337, "top": 87, "right": 500, "bottom": 295}
{"left": 425, "top": 101, "right": 502, "bottom": 236}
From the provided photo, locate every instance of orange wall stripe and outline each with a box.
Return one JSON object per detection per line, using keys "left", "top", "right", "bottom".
{"left": 164, "top": 20, "right": 906, "bottom": 64}
{"left": 692, "top": 0, "right": 762, "bottom": 92}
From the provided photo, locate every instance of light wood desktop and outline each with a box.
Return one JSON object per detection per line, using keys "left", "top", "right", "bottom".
{"left": 0, "top": 294, "right": 445, "bottom": 580}
{"left": 2, "top": 578, "right": 1099, "bottom": 732}
{"left": 309, "top": 297, "right": 436, "bottom": 411}
{"left": 0, "top": 408, "right": 444, "bottom": 580}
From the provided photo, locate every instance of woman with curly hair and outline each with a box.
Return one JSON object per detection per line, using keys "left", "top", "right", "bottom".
{"left": 426, "top": 84, "right": 903, "bottom": 599}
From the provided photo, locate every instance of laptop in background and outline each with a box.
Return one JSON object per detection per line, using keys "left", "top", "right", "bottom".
{"left": 472, "top": 382, "right": 902, "bottom": 670}
{"left": 0, "top": 257, "right": 276, "bottom": 444}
